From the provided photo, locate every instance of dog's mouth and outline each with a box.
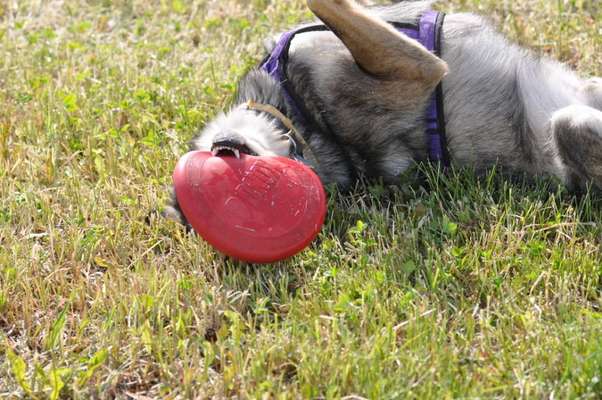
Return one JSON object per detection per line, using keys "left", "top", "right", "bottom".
{"left": 211, "top": 140, "right": 258, "bottom": 159}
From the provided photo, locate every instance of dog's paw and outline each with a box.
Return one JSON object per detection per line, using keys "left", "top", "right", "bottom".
{"left": 161, "top": 188, "right": 192, "bottom": 230}
{"left": 583, "top": 78, "right": 602, "bottom": 110}
{"left": 162, "top": 204, "right": 185, "bottom": 224}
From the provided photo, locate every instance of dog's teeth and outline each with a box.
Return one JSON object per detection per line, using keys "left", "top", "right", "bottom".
{"left": 212, "top": 146, "right": 242, "bottom": 158}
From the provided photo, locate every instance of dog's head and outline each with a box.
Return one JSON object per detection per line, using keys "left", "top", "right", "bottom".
{"left": 191, "top": 70, "right": 294, "bottom": 159}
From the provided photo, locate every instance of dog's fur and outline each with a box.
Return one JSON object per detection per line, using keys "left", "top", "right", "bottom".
{"left": 164, "top": 0, "right": 602, "bottom": 224}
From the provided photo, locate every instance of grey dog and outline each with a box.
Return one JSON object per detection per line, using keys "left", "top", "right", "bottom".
{"left": 164, "top": 0, "right": 602, "bottom": 224}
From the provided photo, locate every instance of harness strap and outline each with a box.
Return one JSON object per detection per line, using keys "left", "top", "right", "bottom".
{"left": 261, "top": 25, "right": 331, "bottom": 132}
{"left": 244, "top": 100, "right": 318, "bottom": 166}
{"left": 420, "top": 11, "right": 450, "bottom": 166}
{"left": 260, "top": 11, "right": 450, "bottom": 168}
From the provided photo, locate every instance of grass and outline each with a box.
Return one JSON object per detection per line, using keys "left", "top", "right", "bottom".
{"left": 0, "top": 0, "right": 601, "bottom": 398}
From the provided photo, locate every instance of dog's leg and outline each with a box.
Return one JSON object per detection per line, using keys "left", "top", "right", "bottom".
{"left": 162, "top": 187, "right": 192, "bottom": 229}
{"left": 553, "top": 105, "right": 602, "bottom": 189}
{"left": 306, "top": 0, "right": 447, "bottom": 84}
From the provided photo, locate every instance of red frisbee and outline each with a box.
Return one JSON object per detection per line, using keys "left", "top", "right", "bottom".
{"left": 173, "top": 151, "right": 327, "bottom": 263}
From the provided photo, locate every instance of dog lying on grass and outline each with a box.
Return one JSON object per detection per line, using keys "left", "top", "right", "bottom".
{"left": 164, "top": 0, "right": 602, "bottom": 225}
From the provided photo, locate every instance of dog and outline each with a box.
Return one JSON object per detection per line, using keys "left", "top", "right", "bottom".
{"left": 164, "top": 0, "right": 602, "bottom": 225}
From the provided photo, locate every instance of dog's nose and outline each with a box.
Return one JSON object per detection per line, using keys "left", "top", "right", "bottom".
{"left": 213, "top": 130, "right": 244, "bottom": 146}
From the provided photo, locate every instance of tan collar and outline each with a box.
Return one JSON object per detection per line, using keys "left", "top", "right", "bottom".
{"left": 244, "top": 100, "right": 318, "bottom": 168}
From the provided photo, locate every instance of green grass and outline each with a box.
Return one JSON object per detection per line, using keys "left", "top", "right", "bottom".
{"left": 0, "top": 0, "right": 601, "bottom": 398}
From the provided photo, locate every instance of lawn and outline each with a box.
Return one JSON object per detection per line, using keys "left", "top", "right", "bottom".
{"left": 0, "top": 0, "right": 601, "bottom": 398}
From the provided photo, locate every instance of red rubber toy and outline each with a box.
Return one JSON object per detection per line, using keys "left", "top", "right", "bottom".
{"left": 173, "top": 151, "right": 327, "bottom": 263}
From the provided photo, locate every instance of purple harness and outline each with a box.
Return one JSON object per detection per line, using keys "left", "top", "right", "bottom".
{"left": 260, "top": 11, "right": 449, "bottom": 166}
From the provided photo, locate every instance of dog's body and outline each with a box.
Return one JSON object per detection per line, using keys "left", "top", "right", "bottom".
{"left": 165, "top": 0, "right": 602, "bottom": 224}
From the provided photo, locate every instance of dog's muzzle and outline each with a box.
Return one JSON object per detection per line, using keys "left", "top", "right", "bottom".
{"left": 211, "top": 137, "right": 258, "bottom": 158}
